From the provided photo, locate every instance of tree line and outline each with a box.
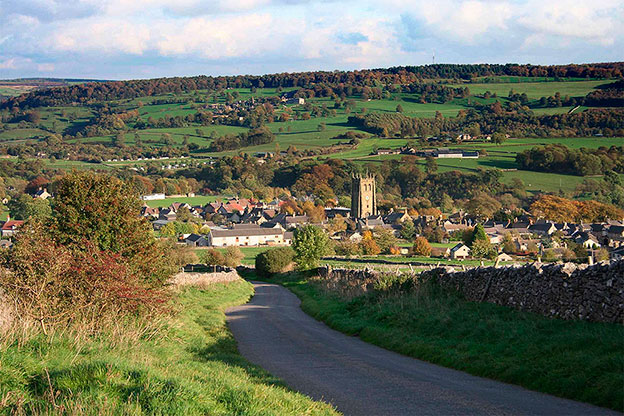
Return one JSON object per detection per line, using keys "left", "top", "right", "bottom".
{"left": 3, "top": 63, "right": 621, "bottom": 110}
{"left": 516, "top": 144, "right": 624, "bottom": 176}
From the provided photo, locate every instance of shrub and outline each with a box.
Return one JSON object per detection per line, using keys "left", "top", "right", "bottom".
{"left": 334, "top": 240, "right": 361, "bottom": 256}
{"left": 224, "top": 246, "right": 244, "bottom": 268}
{"left": 0, "top": 222, "right": 168, "bottom": 332}
{"left": 200, "top": 249, "right": 226, "bottom": 266}
{"left": 256, "top": 247, "right": 295, "bottom": 277}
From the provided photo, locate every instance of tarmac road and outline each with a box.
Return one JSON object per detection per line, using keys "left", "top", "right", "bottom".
{"left": 226, "top": 282, "right": 619, "bottom": 416}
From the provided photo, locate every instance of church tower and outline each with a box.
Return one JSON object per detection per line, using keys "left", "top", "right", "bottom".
{"left": 351, "top": 173, "right": 376, "bottom": 219}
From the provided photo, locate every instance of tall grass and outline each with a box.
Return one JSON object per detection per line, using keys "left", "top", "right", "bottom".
{"left": 0, "top": 280, "right": 338, "bottom": 415}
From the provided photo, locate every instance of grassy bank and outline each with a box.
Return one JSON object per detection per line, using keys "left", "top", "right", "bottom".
{"left": 0, "top": 280, "right": 337, "bottom": 415}
{"left": 252, "top": 271, "right": 624, "bottom": 412}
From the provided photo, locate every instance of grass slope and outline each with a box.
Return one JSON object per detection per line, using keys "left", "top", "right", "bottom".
{"left": 0, "top": 280, "right": 337, "bottom": 415}
{"left": 256, "top": 271, "right": 624, "bottom": 412}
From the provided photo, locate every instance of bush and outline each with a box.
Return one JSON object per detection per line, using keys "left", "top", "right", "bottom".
{"left": 200, "top": 249, "right": 226, "bottom": 266}
{"left": 1, "top": 222, "right": 168, "bottom": 332}
{"left": 224, "top": 246, "right": 244, "bottom": 268}
{"left": 334, "top": 240, "right": 361, "bottom": 256}
{"left": 256, "top": 247, "right": 295, "bottom": 277}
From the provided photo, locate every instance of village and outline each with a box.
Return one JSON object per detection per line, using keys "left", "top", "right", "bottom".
{"left": 136, "top": 174, "right": 624, "bottom": 264}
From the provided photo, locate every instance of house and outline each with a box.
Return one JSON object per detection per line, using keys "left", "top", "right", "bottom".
{"left": 450, "top": 243, "right": 471, "bottom": 259}
{"left": 1, "top": 220, "right": 24, "bottom": 237}
{"left": 159, "top": 208, "right": 177, "bottom": 221}
{"left": 141, "top": 193, "right": 166, "bottom": 201}
{"left": 325, "top": 207, "right": 351, "bottom": 219}
{"left": 152, "top": 219, "right": 171, "bottom": 230}
{"left": 34, "top": 188, "right": 51, "bottom": 200}
{"left": 141, "top": 205, "right": 160, "bottom": 219}
{"left": 610, "top": 246, "right": 624, "bottom": 260}
{"left": 284, "top": 215, "right": 309, "bottom": 228}
{"left": 442, "top": 220, "right": 471, "bottom": 234}
{"left": 343, "top": 232, "right": 361, "bottom": 242}
{"left": 208, "top": 225, "right": 288, "bottom": 247}
{"left": 488, "top": 233, "right": 504, "bottom": 244}
{"left": 383, "top": 211, "right": 411, "bottom": 224}
{"left": 284, "top": 231, "right": 294, "bottom": 245}
{"left": 528, "top": 222, "right": 557, "bottom": 236}
{"left": 496, "top": 252, "right": 513, "bottom": 262}
{"left": 607, "top": 225, "right": 624, "bottom": 247}
{"left": 357, "top": 215, "right": 384, "bottom": 231}
{"left": 431, "top": 246, "right": 451, "bottom": 258}
{"left": 574, "top": 232, "right": 601, "bottom": 249}
{"left": 185, "top": 233, "right": 209, "bottom": 247}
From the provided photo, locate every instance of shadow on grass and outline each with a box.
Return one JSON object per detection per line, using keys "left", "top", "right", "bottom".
{"left": 26, "top": 362, "right": 184, "bottom": 413}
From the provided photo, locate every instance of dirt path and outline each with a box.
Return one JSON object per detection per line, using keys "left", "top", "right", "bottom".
{"left": 225, "top": 282, "right": 617, "bottom": 416}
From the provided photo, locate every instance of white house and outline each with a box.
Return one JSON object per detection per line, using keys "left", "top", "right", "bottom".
{"left": 142, "top": 193, "right": 166, "bottom": 201}
{"left": 208, "top": 225, "right": 288, "bottom": 247}
{"left": 450, "top": 243, "right": 471, "bottom": 259}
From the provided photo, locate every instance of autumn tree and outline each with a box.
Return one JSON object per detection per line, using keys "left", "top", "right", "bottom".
{"left": 412, "top": 236, "right": 432, "bottom": 257}
{"left": 467, "top": 192, "right": 502, "bottom": 219}
{"left": 52, "top": 172, "right": 176, "bottom": 284}
{"left": 361, "top": 230, "right": 381, "bottom": 255}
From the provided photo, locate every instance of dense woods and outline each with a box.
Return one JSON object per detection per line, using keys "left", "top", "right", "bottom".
{"left": 516, "top": 144, "right": 624, "bottom": 176}
{"left": 349, "top": 107, "right": 624, "bottom": 137}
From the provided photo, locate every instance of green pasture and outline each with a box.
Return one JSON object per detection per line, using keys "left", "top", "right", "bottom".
{"left": 450, "top": 79, "right": 605, "bottom": 99}
{"left": 144, "top": 194, "right": 225, "bottom": 208}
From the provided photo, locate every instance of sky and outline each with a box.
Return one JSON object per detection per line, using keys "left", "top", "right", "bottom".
{"left": 0, "top": 0, "right": 623, "bottom": 80}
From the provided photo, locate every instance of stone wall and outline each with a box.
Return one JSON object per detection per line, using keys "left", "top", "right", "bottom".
{"left": 318, "top": 260, "right": 624, "bottom": 323}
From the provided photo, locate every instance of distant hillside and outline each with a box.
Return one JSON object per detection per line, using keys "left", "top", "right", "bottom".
{"left": 2, "top": 62, "right": 622, "bottom": 109}
{"left": 0, "top": 78, "right": 108, "bottom": 101}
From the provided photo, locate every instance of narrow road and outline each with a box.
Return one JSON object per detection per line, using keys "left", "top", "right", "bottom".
{"left": 226, "top": 282, "right": 618, "bottom": 416}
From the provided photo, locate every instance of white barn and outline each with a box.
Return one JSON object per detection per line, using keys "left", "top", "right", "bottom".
{"left": 208, "top": 226, "right": 288, "bottom": 247}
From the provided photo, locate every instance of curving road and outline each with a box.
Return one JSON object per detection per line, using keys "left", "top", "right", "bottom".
{"left": 226, "top": 282, "right": 618, "bottom": 416}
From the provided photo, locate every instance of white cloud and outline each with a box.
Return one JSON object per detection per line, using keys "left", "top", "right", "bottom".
{"left": 156, "top": 14, "right": 278, "bottom": 58}
{"left": 516, "top": 0, "right": 622, "bottom": 46}
{"left": 37, "top": 63, "right": 56, "bottom": 72}
{"left": 0, "top": 58, "right": 18, "bottom": 70}
{"left": 0, "top": 0, "right": 621, "bottom": 78}
{"left": 49, "top": 19, "right": 152, "bottom": 54}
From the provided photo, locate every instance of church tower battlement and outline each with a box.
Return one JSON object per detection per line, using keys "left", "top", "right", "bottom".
{"left": 351, "top": 173, "right": 376, "bottom": 219}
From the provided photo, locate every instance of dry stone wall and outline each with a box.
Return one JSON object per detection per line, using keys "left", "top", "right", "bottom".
{"left": 318, "top": 260, "right": 624, "bottom": 323}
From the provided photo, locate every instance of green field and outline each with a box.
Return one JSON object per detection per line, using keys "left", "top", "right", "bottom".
{"left": 348, "top": 137, "right": 624, "bottom": 194}
{"left": 0, "top": 281, "right": 337, "bottom": 414}
{"left": 449, "top": 80, "right": 606, "bottom": 99}
{"left": 144, "top": 195, "right": 225, "bottom": 208}
{"left": 254, "top": 271, "right": 624, "bottom": 412}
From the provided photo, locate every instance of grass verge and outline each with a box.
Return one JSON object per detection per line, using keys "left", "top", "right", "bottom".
{"left": 249, "top": 270, "right": 624, "bottom": 412}
{"left": 0, "top": 280, "right": 338, "bottom": 415}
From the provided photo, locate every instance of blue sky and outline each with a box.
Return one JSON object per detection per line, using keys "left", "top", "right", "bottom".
{"left": 0, "top": 0, "right": 622, "bottom": 80}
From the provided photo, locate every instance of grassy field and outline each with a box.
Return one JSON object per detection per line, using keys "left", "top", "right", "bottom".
{"left": 254, "top": 271, "right": 624, "bottom": 412}
{"left": 350, "top": 137, "right": 624, "bottom": 194}
{"left": 0, "top": 281, "right": 337, "bottom": 415}
{"left": 449, "top": 80, "right": 605, "bottom": 99}
{"left": 143, "top": 195, "right": 225, "bottom": 208}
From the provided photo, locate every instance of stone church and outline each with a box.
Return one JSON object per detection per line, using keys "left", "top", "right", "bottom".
{"left": 351, "top": 173, "right": 376, "bottom": 219}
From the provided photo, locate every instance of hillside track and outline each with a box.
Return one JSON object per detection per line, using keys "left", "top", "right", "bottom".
{"left": 226, "top": 282, "right": 618, "bottom": 416}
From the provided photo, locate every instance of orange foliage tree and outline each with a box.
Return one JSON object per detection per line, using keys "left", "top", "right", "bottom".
{"left": 530, "top": 194, "right": 624, "bottom": 223}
